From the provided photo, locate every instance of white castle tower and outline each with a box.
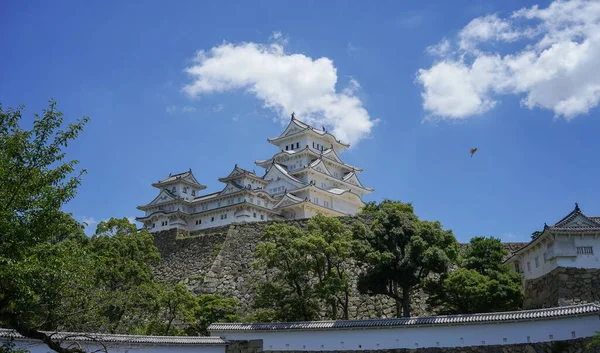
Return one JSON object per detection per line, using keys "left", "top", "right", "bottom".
{"left": 136, "top": 113, "right": 373, "bottom": 232}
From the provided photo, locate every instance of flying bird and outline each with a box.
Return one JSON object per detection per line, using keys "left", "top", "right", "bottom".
{"left": 470, "top": 148, "right": 478, "bottom": 158}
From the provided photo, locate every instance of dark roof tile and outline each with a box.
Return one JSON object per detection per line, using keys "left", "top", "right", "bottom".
{"left": 208, "top": 303, "right": 600, "bottom": 332}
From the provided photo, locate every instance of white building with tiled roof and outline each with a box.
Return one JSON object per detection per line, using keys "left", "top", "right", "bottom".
{"left": 505, "top": 203, "right": 600, "bottom": 280}
{"left": 136, "top": 114, "right": 373, "bottom": 232}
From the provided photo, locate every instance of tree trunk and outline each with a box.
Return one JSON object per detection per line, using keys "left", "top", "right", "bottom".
{"left": 330, "top": 299, "right": 338, "bottom": 320}
{"left": 343, "top": 291, "right": 349, "bottom": 320}
{"left": 402, "top": 285, "right": 411, "bottom": 317}
{"left": 393, "top": 281, "right": 402, "bottom": 318}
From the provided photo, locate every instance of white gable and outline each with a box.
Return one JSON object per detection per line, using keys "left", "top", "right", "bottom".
{"left": 558, "top": 213, "right": 600, "bottom": 228}
{"left": 219, "top": 183, "right": 243, "bottom": 196}
{"left": 149, "top": 189, "right": 177, "bottom": 205}
{"left": 310, "top": 159, "right": 332, "bottom": 176}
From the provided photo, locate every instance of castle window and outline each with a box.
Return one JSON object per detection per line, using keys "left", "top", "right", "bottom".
{"left": 260, "top": 215, "right": 264, "bottom": 220}
{"left": 286, "top": 145, "right": 289, "bottom": 151}
{"left": 577, "top": 246, "right": 593, "bottom": 254}
{"left": 247, "top": 184, "right": 251, "bottom": 189}
{"left": 312, "top": 142, "right": 315, "bottom": 148}
{"left": 217, "top": 202, "right": 221, "bottom": 207}
{"left": 527, "top": 261, "right": 531, "bottom": 272}
{"left": 211, "top": 217, "right": 214, "bottom": 222}
{"left": 257, "top": 200, "right": 261, "bottom": 206}
{"left": 183, "top": 187, "right": 188, "bottom": 194}
{"left": 253, "top": 213, "right": 257, "bottom": 218}
{"left": 543, "top": 252, "right": 547, "bottom": 263}
{"left": 192, "top": 190, "right": 196, "bottom": 196}
{"left": 220, "top": 214, "right": 223, "bottom": 220}
{"left": 535, "top": 257, "right": 539, "bottom": 268}
{"left": 296, "top": 142, "right": 299, "bottom": 148}
{"left": 152, "top": 223, "right": 155, "bottom": 228}
{"left": 514, "top": 263, "right": 520, "bottom": 273}
{"left": 172, "top": 187, "right": 176, "bottom": 193}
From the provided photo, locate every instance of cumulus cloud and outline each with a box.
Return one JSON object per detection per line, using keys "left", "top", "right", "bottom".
{"left": 182, "top": 34, "right": 377, "bottom": 146}
{"left": 417, "top": 0, "right": 600, "bottom": 120}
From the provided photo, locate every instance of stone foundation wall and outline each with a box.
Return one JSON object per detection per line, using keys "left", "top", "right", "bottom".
{"left": 152, "top": 217, "right": 527, "bottom": 319}
{"left": 523, "top": 267, "right": 600, "bottom": 309}
{"left": 228, "top": 338, "right": 599, "bottom": 353}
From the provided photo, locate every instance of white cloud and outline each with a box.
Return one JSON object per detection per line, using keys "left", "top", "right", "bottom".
{"left": 501, "top": 232, "right": 516, "bottom": 240}
{"left": 182, "top": 33, "right": 377, "bottom": 146}
{"left": 458, "top": 14, "right": 522, "bottom": 50}
{"left": 426, "top": 39, "right": 451, "bottom": 57}
{"left": 81, "top": 216, "right": 97, "bottom": 226}
{"left": 126, "top": 216, "right": 139, "bottom": 225}
{"left": 166, "top": 105, "right": 197, "bottom": 114}
{"left": 212, "top": 104, "right": 224, "bottom": 112}
{"left": 181, "top": 106, "right": 196, "bottom": 113}
{"left": 417, "top": 0, "right": 600, "bottom": 121}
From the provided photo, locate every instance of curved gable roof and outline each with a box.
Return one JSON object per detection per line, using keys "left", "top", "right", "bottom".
{"left": 267, "top": 116, "right": 350, "bottom": 149}
{"left": 263, "top": 162, "right": 306, "bottom": 186}
{"left": 152, "top": 169, "right": 207, "bottom": 189}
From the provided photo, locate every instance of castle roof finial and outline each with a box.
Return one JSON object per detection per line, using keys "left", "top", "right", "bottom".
{"left": 291, "top": 112, "right": 295, "bottom": 120}
{"left": 575, "top": 202, "right": 580, "bottom": 211}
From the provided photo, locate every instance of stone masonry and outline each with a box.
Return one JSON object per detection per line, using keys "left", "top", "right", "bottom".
{"left": 523, "top": 267, "right": 600, "bottom": 309}
{"left": 152, "top": 216, "right": 531, "bottom": 319}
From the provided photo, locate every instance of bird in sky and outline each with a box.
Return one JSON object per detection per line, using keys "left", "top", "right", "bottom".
{"left": 470, "top": 148, "right": 478, "bottom": 157}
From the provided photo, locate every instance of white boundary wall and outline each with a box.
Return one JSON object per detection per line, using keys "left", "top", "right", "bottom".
{"left": 0, "top": 339, "right": 227, "bottom": 353}
{"left": 212, "top": 314, "right": 600, "bottom": 351}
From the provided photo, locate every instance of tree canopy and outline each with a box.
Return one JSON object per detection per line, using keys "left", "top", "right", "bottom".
{"left": 252, "top": 215, "right": 355, "bottom": 321}
{"left": 0, "top": 101, "right": 238, "bottom": 353}
{"left": 432, "top": 236, "right": 523, "bottom": 314}
{"left": 353, "top": 200, "right": 459, "bottom": 317}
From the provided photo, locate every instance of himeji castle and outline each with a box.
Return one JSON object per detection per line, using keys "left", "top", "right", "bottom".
{"left": 136, "top": 114, "right": 373, "bottom": 231}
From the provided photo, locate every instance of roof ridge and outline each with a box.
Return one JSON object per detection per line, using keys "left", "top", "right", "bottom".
{"left": 208, "top": 303, "right": 600, "bottom": 331}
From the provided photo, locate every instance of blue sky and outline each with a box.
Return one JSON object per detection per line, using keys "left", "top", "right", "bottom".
{"left": 1, "top": 0, "right": 598, "bottom": 242}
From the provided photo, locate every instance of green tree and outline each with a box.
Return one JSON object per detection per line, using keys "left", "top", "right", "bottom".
{"left": 146, "top": 284, "right": 197, "bottom": 336}
{"left": 90, "top": 218, "right": 162, "bottom": 334}
{"left": 434, "top": 236, "right": 523, "bottom": 314}
{"left": 354, "top": 200, "right": 458, "bottom": 317}
{"left": 189, "top": 294, "right": 239, "bottom": 336}
{"left": 253, "top": 223, "right": 320, "bottom": 321}
{"left": 0, "top": 100, "right": 93, "bottom": 353}
{"left": 252, "top": 215, "right": 356, "bottom": 321}
{"left": 304, "top": 214, "right": 354, "bottom": 319}
{"left": 587, "top": 332, "right": 600, "bottom": 351}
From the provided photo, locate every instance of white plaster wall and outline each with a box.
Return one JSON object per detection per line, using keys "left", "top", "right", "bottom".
{"left": 521, "top": 245, "right": 557, "bottom": 280}
{"left": 572, "top": 236, "right": 600, "bottom": 268}
{"left": 2, "top": 339, "right": 226, "bottom": 353}
{"left": 517, "top": 235, "right": 600, "bottom": 280}
{"left": 212, "top": 315, "right": 600, "bottom": 351}
{"left": 266, "top": 178, "right": 299, "bottom": 195}
{"left": 332, "top": 196, "right": 359, "bottom": 215}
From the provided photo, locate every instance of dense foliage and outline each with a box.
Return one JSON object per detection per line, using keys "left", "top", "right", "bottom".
{"left": 252, "top": 214, "right": 355, "bottom": 321}
{"left": 430, "top": 236, "right": 523, "bottom": 314}
{"left": 354, "top": 200, "right": 459, "bottom": 317}
{"left": 0, "top": 101, "right": 238, "bottom": 353}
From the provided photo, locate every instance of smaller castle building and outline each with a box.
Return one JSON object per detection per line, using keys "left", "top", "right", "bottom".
{"left": 136, "top": 114, "right": 373, "bottom": 232}
{"left": 505, "top": 203, "right": 600, "bottom": 281}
